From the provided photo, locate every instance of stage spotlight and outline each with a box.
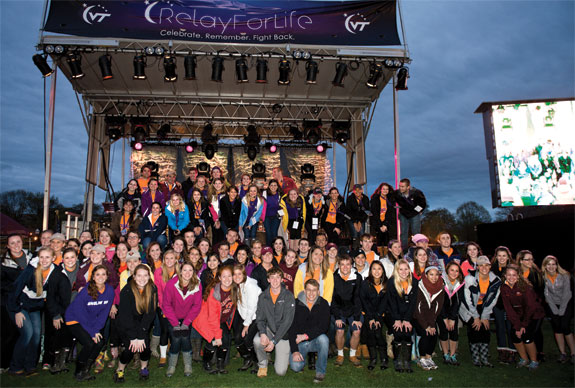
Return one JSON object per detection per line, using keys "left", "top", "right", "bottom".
{"left": 292, "top": 50, "right": 311, "bottom": 60}
{"left": 203, "top": 144, "right": 216, "bottom": 159}
{"left": 33, "top": 54, "right": 53, "bottom": 77}
{"left": 305, "top": 59, "right": 318, "bottom": 84}
{"left": 98, "top": 54, "right": 113, "bottom": 80}
{"left": 366, "top": 62, "right": 383, "bottom": 88}
{"left": 201, "top": 123, "right": 218, "bottom": 143}
{"left": 155, "top": 47, "right": 165, "bottom": 56}
{"left": 289, "top": 125, "right": 303, "bottom": 141}
{"left": 316, "top": 143, "right": 328, "bottom": 153}
{"left": 265, "top": 142, "right": 278, "bottom": 153}
{"left": 252, "top": 162, "right": 266, "bottom": 177}
{"left": 184, "top": 55, "right": 197, "bottom": 80}
{"left": 133, "top": 141, "right": 143, "bottom": 151}
{"left": 105, "top": 116, "right": 125, "bottom": 142}
{"left": 244, "top": 125, "right": 261, "bottom": 145}
{"left": 396, "top": 67, "right": 409, "bottom": 90}
{"left": 246, "top": 145, "right": 258, "bottom": 161}
{"left": 301, "top": 163, "right": 314, "bottom": 175}
{"left": 157, "top": 123, "right": 170, "bottom": 140}
{"left": 278, "top": 58, "right": 291, "bottom": 85}
{"left": 256, "top": 59, "right": 268, "bottom": 83}
{"left": 133, "top": 55, "right": 146, "bottom": 80}
{"left": 44, "top": 45, "right": 55, "bottom": 54}
{"left": 144, "top": 47, "right": 155, "bottom": 56}
{"left": 332, "top": 62, "right": 347, "bottom": 87}
{"left": 211, "top": 56, "right": 224, "bottom": 82}
{"left": 185, "top": 141, "right": 197, "bottom": 153}
{"left": 163, "top": 55, "right": 177, "bottom": 82}
{"left": 144, "top": 46, "right": 165, "bottom": 56}
{"left": 303, "top": 120, "right": 322, "bottom": 144}
{"left": 332, "top": 121, "right": 351, "bottom": 145}
{"left": 236, "top": 56, "right": 248, "bottom": 83}
{"left": 66, "top": 52, "right": 84, "bottom": 79}
{"left": 272, "top": 104, "right": 283, "bottom": 114}
{"left": 384, "top": 59, "right": 403, "bottom": 69}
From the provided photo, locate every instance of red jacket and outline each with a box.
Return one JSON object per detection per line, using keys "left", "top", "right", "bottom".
{"left": 501, "top": 282, "right": 545, "bottom": 331}
{"left": 192, "top": 285, "right": 232, "bottom": 342}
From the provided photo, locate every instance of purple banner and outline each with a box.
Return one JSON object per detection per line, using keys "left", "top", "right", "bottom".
{"left": 43, "top": 0, "right": 401, "bottom": 46}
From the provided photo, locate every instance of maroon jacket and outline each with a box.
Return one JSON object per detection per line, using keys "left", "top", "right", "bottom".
{"left": 160, "top": 182, "right": 184, "bottom": 202}
{"left": 501, "top": 282, "right": 545, "bottom": 331}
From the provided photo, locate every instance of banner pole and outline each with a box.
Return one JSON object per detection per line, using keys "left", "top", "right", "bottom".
{"left": 42, "top": 67, "right": 57, "bottom": 231}
{"left": 393, "top": 72, "right": 401, "bottom": 242}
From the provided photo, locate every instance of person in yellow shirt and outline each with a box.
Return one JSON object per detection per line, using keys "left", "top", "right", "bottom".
{"left": 293, "top": 246, "right": 334, "bottom": 304}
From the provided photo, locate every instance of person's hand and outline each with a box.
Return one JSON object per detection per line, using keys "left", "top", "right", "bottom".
{"left": 516, "top": 327, "right": 526, "bottom": 338}
{"left": 129, "top": 339, "right": 145, "bottom": 352}
{"left": 402, "top": 321, "right": 412, "bottom": 332}
{"left": 369, "top": 319, "right": 376, "bottom": 329}
{"left": 334, "top": 228, "right": 341, "bottom": 235}
{"left": 472, "top": 318, "right": 482, "bottom": 331}
{"left": 481, "top": 319, "right": 490, "bottom": 330}
{"left": 180, "top": 324, "right": 189, "bottom": 331}
{"left": 174, "top": 229, "right": 181, "bottom": 235}
{"left": 53, "top": 317, "right": 63, "bottom": 330}
{"left": 264, "top": 342, "right": 275, "bottom": 352}
{"left": 93, "top": 332, "right": 103, "bottom": 343}
{"left": 354, "top": 222, "right": 361, "bottom": 233}
{"left": 296, "top": 334, "right": 308, "bottom": 344}
{"left": 194, "top": 227, "right": 202, "bottom": 235}
{"left": 242, "top": 326, "right": 249, "bottom": 338}
{"left": 426, "top": 327, "right": 436, "bottom": 336}
{"left": 393, "top": 320, "right": 403, "bottom": 331}
{"left": 110, "top": 304, "right": 118, "bottom": 319}
{"left": 213, "top": 338, "right": 223, "bottom": 347}
{"left": 380, "top": 225, "right": 388, "bottom": 232}
{"left": 14, "top": 312, "right": 25, "bottom": 328}
{"left": 335, "top": 319, "right": 344, "bottom": 329}
{"left": 259, "top": 334, "right": 269, "bottom": 347}
{"left": 214, "top": 221, "right": 221, "bottom": 229}
{"left": 352, "top": 320, "right": 362, "bottom": 330}
{"left": 292, "top": 352, "right": 303, "bottom": 363}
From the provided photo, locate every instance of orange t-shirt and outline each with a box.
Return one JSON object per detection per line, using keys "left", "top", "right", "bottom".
{"left": 230, "top": 242, "right": 239, "bottom": 256}
{"left": 478, "top": 277, "right": 489, "bottom": 305}
{"left": 523, "top": 269, "right": 530, "bottom": 279}
{"left": 252, "top": 256, "right": 262, "bottom": 265}
{"left": 119, "top": 262, "right": 128, "bottom": 273}
{"left": 366, "top": 251, "right": 376, "bottom": 265}
{"left": 307, "top": 301, "right": 314, "bottom": 310}
{"left": 401, "top": 280, "right": 409, "bottom": 294}
{"left": 53, "top": 254, "right": 62, "bottom": 266}
{"left": 150, "top": 214, "right": 159, "bottom": 226}
{"left": 154, "top": 260, "right": 162, "bottom": 269}
{"left": 42, "top": 268, "right": 50, "bottom": 282}
{"left": 341, "top": 274, "right": 349, "bottom": 282}
{"left": 547, "top": 273, "right": 557, "bottom": 284}
{"left": 305, "top": 267, "right": 321, "bottom": 283}
{"left": 374, "top": 283, "right": 382, "bottom": 294}
{"left": 298, "top": 255, "right": 307, "bottom": 265}
{"left": 379, "top": 197, "right": 387, "bottom": 222}
{"left": 329, "top": 261, "right": 336, "bottom": 273}
{"left": 274, "top": 254, "right": 283, "bottom": 264}
{"left": 86, "top": 264, "right": 94, "bottom": 282}
{"left": 270, "top": 289, "right": 280, "bottom": 304}
{"left": 137, "top": 178, "right": 149, "bottom": 192}
{"left": 326, "top": 202, "right": 337, "bottom": 224}
{"left": 443, "top": 248, "right": 454, "bottom": 258}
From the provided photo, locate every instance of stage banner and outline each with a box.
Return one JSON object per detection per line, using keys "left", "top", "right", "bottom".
{"left": 43, "top": 0, "right": 401, "bottom": 46}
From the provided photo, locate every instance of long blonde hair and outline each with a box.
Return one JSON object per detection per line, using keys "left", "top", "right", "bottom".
{"left": 162, "top": 249, "right": 180, "bottom": 283}
{"left": 178, "top": 262, "right": 200, "bottom": 292}
{"left": 35, "top": 247, "right": 55, "bottom": 296}
{"left": 393, "top": 259, "right": 413, "bottom": 296}
{"left": 129, "top": 264, "right": 156, "bottom": 314}
{"left": 541, "top": 255, "right": 569, "bottom": 277}
{"left": 306, "top": 246, "right": 329, "bottom": 279}
{"left": 169, "top": 194, "right": 186, "bottom": 212}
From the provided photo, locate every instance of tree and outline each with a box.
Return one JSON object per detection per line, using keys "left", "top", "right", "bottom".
{"left": 494, "top": 207, "right": 513, "bottom": 222}
{"left": 455, "top": 201, "right": 492, "bottom": 242}
{"left": 0, "top": 190, "right": 61, "bottom": 230}
{"left": 422, "top": 208, "right": 458, "bottom": 242}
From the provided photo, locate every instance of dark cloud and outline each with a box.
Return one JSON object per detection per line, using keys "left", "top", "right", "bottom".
{"left": 1, "top": 1, "right": 574, "bottom": 216}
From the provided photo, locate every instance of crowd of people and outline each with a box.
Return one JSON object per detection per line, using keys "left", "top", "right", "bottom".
{"left": 1, "top": 162, "right": 573, "bottom": 384}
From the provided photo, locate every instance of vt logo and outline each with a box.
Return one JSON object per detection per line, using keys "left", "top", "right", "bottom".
{"left": 83, "top": 4, "right": 111, "bottom": 24}
{"left": 344, "top": 13, "right": 370, "bottom": 34}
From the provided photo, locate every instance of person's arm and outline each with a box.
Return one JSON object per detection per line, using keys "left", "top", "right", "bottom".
{"left": 238, "top": 201, "right": 248, "bottom": 229}
{"left": 89, "top": 288, "right": 114, "bottom": 337}
{"left": 151, "top": 215, "right": 168, "bottom": 241}
{"left": 136, "top": 292, "right": 157, "bottom": 339}
{"left": 558, "top": 274, "right": 572, "bottom": 316}
{"left": 162, "top": 282, "right": 179, "bottom": 327}
{"left": 480, "top": 281, "right": 500, "bottom": 320}
{"left": 322, "top": 270, "right": 334, "bottom": 304}
{"left": 180, "top": 206, "right": 191, "bottom": 230}
{"left": 353, "top": 277, "right": 363, "bottom": 321}
{"left": 255, "top": 293, "right": 268, "bottom": 335}
{"left": 360, "top": 281, "right": 374, "bottom": 321}
{"left": 6, "top": 266, "right": 34, "bottom": 314}
{"left": 242, "top": 281, "right": 261, "bottom": 327}
{"left": 501, "top": 286, "right": 523, "bottom": 331}
{"left": 288, "top": 306, "right": 300, "bottom": 353}
{"left": 404, "top": 280, "right": 418, "bottom": 321}
{"left": 414, "top": 190, "right": 427, "bottom": 212}
{"left": 330, "top": 278, "right": 343, "bottom": 319}
{"left": 293, "top": 268, "right": 304, "bottom": 299}
{"left": 463, "top": 277, "right": 480, "bottom": 319}
{"left": 183, "top": 286, "right": 203, "bottom": 327}
{"left": 165, "top": 208, "right": 177, "bottom": 230}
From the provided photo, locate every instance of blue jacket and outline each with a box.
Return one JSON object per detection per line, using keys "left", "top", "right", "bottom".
{"left": 239, "top": 196, "right": 265, "bottom": 228}
{"left": 65, "top": 284, "right": 114, "bottom": 337}
{"left": 139, "top": 213, "right": 168, "bottom": 241}
{"left": 165, "top": 203, "right": 190, "bottom": 231}
{"left": 7, "top": 264, "right": 57, "bottom": 314}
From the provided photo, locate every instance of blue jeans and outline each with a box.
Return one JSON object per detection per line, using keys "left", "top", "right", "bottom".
{"left": 168, "top": 324, "right": 192, "bottom": 355}
{"left": 142, "top": 234, "right": 167, "bottom": 251}
{"left": 348, "top": 220, "right": 365, "bottom": 240}
{"left": 243, "top": 225, "right": 257, "bottom": 240}
{"left": 264, "top": 216, "right": 281, "bottom": 246}
{"left": 289, "top": 334, "right": 329, "bottom": 375}
{"left": 399, "top": 213, "right": 422, "bottom": 249}
{"left": 493, "top": 306, "right": 513, "bottom": 349}
{"left": 10, "top": 310, "right": 42, "bottom": 371}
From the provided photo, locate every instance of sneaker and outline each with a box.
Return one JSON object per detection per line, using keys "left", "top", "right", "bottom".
{"left": 114, "top": 370, "right": 125, "bottom": 383}
{"left": 42, "top": 363, "right": 51, "bottom": 371}
{"left": 257, "top": 367, "right": 267, "bottom": 377}
{"left": 450, "top": 354, "right": 460, "bottom": 366}
{"left": 313, "top": 373, "right": 325, "bottom": 383}
{"left": 528, "top": 361, "right": 539, "bottom": 371}
{"left": 334, "top": 356, "right": 344, "bottom": 366}
{"left": 139, "top": 367, "right": 149, "bottom": 381}
{"left": 25, "top": 369, "right": 39, "bottom": 377}
{"left": 417, "top": 358, "right": 431, "bottom": 370}
{"left": 443, "top": 354, "right": 451, "bottom": 364}
{"left": 557, "top": 353, "right": 568, "bottom": 363}
{"left": 349, "top": 356, "right": 362, "bottom": 367}
{"left": 516, "top": 358, "right": 528, "bottom": 368}
{"left": 428, "top": 359, "right": 438, "bottom": 370}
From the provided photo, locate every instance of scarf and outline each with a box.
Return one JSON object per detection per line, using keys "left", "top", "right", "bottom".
{"left": 422, "top": 274, "right": 444, "bottom": 295}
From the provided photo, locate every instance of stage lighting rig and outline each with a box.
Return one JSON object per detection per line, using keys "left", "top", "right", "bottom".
{"left": 105, "top": 116, "right": 126, "bottom": 142}
{"left": 133, "top": 55, "right": 147, "bottom": 80}
{"left": 163, "top": 55, "right": 177, "bottom": 82}
{"left": 256, "top": 59, "right": 268, "bottom": 83}
{"left": 332, "top": 62, "right": 347, "bottom": 87}
{"left": 33, "top": 54, "right": 53, "bottom": 77}
{"left": 396, "top": 67, "right": 409, "bottom": 90}
{"left": 305, "top": 59, "right": 318, "bottom": 84}
{"left": 236, "top": 56, "right": 248, "bottom": 83}
{"left": 184, "top": 55, "right": 197, "bottom": 80}
{"left": 332, "top": 121, "right": 351, "bottom": 145}
{"left": 98, "top": 54, "right": 113, "bottom": 80}
{"left": 66, "top": 52, "right": 84, "bottom": 79}
{"left": 278, "top": 58, "right": 291, "bottom": 85}
{"left": 212, "top": 56, "right": 224, "bottom": 82}
{"left": 366, "top": 62, "right": 383, "bottom": 88}
{"left": 157, "top": 123, "right": 171, "bottom": 140}
{"left": 303, "top": 119, "right": 322, "bottom": 144}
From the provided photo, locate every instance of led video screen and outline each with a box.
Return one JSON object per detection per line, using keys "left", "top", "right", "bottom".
{"left": 491, "top": 100, "right": 574, "bottom": 206}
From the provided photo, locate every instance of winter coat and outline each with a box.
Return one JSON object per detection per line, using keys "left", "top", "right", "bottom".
{"left": 65, "top": 284, "right": 114, "bottom": 337}
{"left": 293, "top": 262, "right": 334, "bottom": 304}
{"left": 331, "top": 269, "right": 362, "bottom": 321}
{"left": 162, "top": 276, "right": 202, "bottom": 327}
{"left": 116, "top": 282, "right": 157, "bottom": 340}
{"left": 501, "top": 282, "right": 545, "bottom": 331}
{"left": 413, "top": 280, "right": 444, "bottom": 329}
{"left": 255, "top": 285, "right": 296, "bottom": 344}
{"left": 393, "top": 187, "right": 427, "bottom": 219}
{"left": 544, "top": 273, "right": 573, "bottom": 316}
{"left": 138, "top": 214, "right": 168, "bottom": 242}
{"left": 219, "top": 195, "right": 241, "bottom": 230}
{"left": 288, "top": 293, "right": 330, "bottom": 352}
{"left": 165, "top": 203, "right": 190, "bottom": 232}
{"left": 360, "top": 279, "right": 388, "bottom": 322}
{"left": 236, "top": 277, "right": 262, "bottom": 326}
{"left": 386, "top": 276, "right": 418, "bottom": 322}
{"left": 141, "top": 190, "right": 166, "bottom": 218}
{"left": 459, "top": 272, "right": 501, "bottom": 322}
{"left": 346, "top": 193, "right": 370, "bottom": 223}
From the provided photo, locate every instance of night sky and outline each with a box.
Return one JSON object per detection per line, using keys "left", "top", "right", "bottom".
{"left": 1, "top": 0, "right": 573, "bottom": 213}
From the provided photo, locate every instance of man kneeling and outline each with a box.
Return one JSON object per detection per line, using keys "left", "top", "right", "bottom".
{"left": 289, "top": 279, "right": 331, "bottom": 383}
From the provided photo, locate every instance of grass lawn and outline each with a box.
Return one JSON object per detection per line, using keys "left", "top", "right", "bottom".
{"left": 2, "top": 321, "right": 573, "bottom": 387}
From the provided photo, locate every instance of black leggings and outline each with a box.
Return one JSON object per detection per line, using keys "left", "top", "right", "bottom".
{"left": 391, "top": 320, "right": 414, "bottom": 343}
{"left": 205, "top": 314, "right": 239, "bottom": 358}
{"left": 465, "top": 319, "right": 490, "bottom": 344}
{"left": 364, "top": 316, "right": 391, "bottom": 347}
{"left": 550, "top": 302, "right": 574, "bottom": 335}
{"left": 232, "top": 314, "right": 258, "bottom": 351}
{"left": 0, "top": 306, "right": 18, "bottom": 369}
{"left": 414, "top": 321, "right": 438, "bottom": 357}
{"left": 437, "top": 316, "right": 459, "bottom": 341}
{"left": 323, "top": 222, "right": 341, "bottom": 245}
{"left": 67, "top": 324, "right": 106, "bottom": 364}
{"left": 119, "top": 335, "right": 151, "bottom": 365}
{"left": 158, "top": 308, "right": 170, "bottom": 346}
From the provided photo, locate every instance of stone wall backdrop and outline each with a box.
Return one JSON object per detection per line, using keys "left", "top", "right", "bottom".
{"left": 131, "top": 146, "right": 333, "bottom": 194}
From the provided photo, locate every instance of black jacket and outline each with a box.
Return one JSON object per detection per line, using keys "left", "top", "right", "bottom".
{"left": 331, "top": 269, "right": 362, "bottom": 321}
{"left": 440, "top": 281, "right": 465, "bottom": 321}
{"left": 139, "top": 214, "right": 168, "bottom": 241}
{"left": 250, "top": 262, "right": 279, "bottom": 291}
{"left": 305, "top": 195, "right": 327, "bottom": 229}
{"left": 187, "top": 199, "right": 213, "bottom": 230}
{"left": 346, "top": 193, "right": 371, "bottom": 223}
{"left": 116, "top": 283, "right": 157, "bottom": 340}
{"left": 219, "top": 195, "right": 241, "bottom": 230}
{"left": 46, "top": 268, "right": 72, "bottom": 320}
{"left": 360, "top": 279, "right": 388, "bottom": 321}
{"left": 321, "top": 196, "right": 348, "bottom": 227}
{"left": 370, "top": 194, "right": 396, "bottom": 234}
{"left": 288, "top": 294, "right": 330, "bottom": 353}
{"left": 386, "top": 276, "right": 418, "bottom": 322}
{"left": 181, "top": 178, "right": 196, "bottom": 203}
{"left": 393, "top": 187, "right": 427, "bottom": 219}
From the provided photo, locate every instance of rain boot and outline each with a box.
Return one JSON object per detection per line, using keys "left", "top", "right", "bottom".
{"left": 166, "top": 353, "right": 178, "bottom": 377}
{"left": 393, "top": 342, "right": 403, "bottom": 373}
{"left": 192, "top": 338, "right": 202, "bottom": 362}
{"left": 379, "top": 346, "right": 388, "bottom": 370}
{"left": 237, "top": 344, "right": 254, "bottom": 371}
{"left": 150, "top": 335, "right": 160, "bottom": 358}
{"left": 203, "top": 348, "right": 215, "bottom": 373}
{"left": 367, "top": 347, "right": 378, "bottom": 370}
{"left": 479, "top": 343, "right": 493, "bottom": 367}
{"left": 183, "top": 352, "right": 193, "bottom": 377}
{"left": 216, "top": 348, "right": 228, "bottom": 374}
{"left": 403, "top": 342, "right": 413, "bottom": 373}
{"left": 470, "top": 343, "right": 481, "bottom": 366}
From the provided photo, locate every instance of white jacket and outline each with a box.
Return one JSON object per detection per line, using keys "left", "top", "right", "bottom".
{"left": 237, "top": 277, "right": 262, "bottom": 326}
